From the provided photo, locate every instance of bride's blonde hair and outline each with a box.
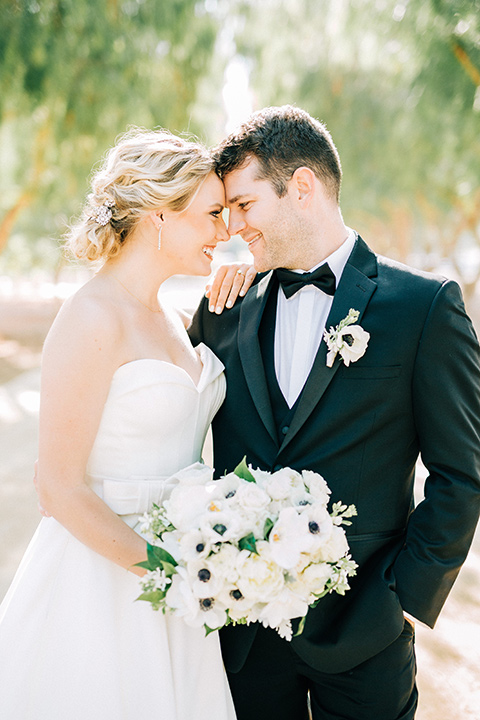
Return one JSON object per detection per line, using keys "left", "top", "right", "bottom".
{"left": 67, "top": 128, "right": 214, "bottom": 262}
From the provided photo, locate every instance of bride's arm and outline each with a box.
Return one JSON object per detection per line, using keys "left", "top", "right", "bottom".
{"left": 37, "top": 293, "right": 147, "bottom": 576}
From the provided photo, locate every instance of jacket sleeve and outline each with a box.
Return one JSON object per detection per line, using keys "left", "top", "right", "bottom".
{"left": 187, "top": 296, "right": 209, "bottom": 347}
{"left": 393, "top": 279, "right": 480, "bottom": 627}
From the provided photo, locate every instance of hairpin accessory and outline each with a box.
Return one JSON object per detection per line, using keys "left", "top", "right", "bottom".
{"left": 89, "top": 199, "right": 115, "bottom": 226}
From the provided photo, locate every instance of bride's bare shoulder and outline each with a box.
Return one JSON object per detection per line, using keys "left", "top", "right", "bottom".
{"left": 43, "top": 275, "right": 124, "bottom": 370}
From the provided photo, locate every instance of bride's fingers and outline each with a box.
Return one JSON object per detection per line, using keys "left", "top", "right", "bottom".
{"left": 208, "top": 264, "right": 255, "bottom": 313}
{"left": 206, "top": 265, "right": 229, "bottom": 310}
{"left": 225, "top": 264, "right": 256, "bottom": 307}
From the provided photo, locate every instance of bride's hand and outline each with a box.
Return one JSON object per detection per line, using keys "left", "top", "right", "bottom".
{"left": 206, "top": 263, "right": 256, "bottom": 314}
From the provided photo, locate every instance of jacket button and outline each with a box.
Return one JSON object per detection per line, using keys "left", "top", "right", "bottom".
{"left": 281, "top": 426, "right": 289, "bottom": 435}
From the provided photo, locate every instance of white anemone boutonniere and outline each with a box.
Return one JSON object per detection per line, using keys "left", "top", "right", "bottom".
{"left": 324, "top": 308, "right": 370, "bottom": 368}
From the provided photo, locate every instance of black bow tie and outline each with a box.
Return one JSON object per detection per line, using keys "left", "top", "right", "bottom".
{"left": 275, "top": 263, "right": 336, "bottom": 299}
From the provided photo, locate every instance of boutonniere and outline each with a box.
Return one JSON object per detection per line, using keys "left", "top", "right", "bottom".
{"left": 323, "top": 308, "right": 370, "bottom": 368}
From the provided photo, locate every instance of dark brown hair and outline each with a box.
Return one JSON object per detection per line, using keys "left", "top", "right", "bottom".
{"left": 214, "top": 105, "right": 342, "bottom": 202}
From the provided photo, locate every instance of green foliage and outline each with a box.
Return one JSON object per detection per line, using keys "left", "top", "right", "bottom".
{"left": 233, "top": 456, "right": 256, "bottom": 482}
{"left": 0, "top": 0, "right": 222, "bottom": 266}
{"left": 228, "top": 0, "right": 480, "bottom": 271}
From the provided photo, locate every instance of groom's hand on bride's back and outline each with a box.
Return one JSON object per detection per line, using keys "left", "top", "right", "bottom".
{"left": 206, "top": 263, "right": 257, "bottom": 314}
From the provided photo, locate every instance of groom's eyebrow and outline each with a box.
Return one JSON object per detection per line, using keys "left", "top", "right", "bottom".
{"left": 227, "top": 193, "right": 251, "bottom": 205}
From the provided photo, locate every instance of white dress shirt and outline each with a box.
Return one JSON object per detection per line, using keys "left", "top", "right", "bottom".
{"left": 274, "top": 229, "right": 356, "bottom": 407}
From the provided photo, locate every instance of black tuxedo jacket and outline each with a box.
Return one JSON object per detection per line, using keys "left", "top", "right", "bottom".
{"left": 188, "top": 235, "right": 480, "bottom": 674}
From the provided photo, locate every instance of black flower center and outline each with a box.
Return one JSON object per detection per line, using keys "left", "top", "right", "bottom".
{"left": 225, "top": 490, "right": 236, "bottom": 499}
{"left": 343, "top": 333, "right": 354, "bottom": 346}
{"left": 195, "top": 543, "right": 205, "bottom": 553}
{"left": 308, "top": 521, "right": 320, "bottom": 534}
{"left": 199, "top": 598, "right": 214, "bottom": 611}
{"left": 298, "top": 499, "right": 311, "bottom": 506}
{"left": 213, "top": 523, "right": 227, "bottom": 536}
{"left": 198, "top": 568, "right": 211, "bottom": 582}
{"left": 230, "top": 589, "right": 243, "bottom": 601}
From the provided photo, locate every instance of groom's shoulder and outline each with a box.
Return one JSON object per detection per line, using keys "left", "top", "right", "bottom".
{"left": 370, "top": 245, "right": 458, "bottom": 298}
{"left": 377, "top": 252, "right": 447, "bottom": 286}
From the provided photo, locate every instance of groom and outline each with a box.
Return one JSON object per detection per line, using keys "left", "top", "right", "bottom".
{"left": 188, "top": 105, "right": 480, "bottom": 720}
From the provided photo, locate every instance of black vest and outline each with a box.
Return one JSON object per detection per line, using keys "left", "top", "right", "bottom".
{"left": 258, "top": 281, "right": 303, "bottom": 444}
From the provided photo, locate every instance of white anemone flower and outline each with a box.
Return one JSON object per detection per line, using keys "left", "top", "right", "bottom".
{"left": 188, "top": 557, "right": 226, "bottom": 599}
{"left": 178, "top": 530, "right": 211, "bottom": 562}
{"left": 269, "top": 507, "right": 315, "bottom": 569}
{"left": 200, "top": 509, "right": 248, "bottom": 543}
{"left": 165, "top": 569, "right": 227, "bottom": 629}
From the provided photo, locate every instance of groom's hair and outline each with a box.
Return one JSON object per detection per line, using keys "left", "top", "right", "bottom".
{"left": 214, "top": 105, "right": 342, "bottom": 202}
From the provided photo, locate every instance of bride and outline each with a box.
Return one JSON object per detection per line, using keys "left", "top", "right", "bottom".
{"left": 0, "top": 129, "right": 253, "bottom": 719}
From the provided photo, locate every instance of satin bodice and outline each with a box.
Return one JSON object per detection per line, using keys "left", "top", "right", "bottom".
{"left": 85, "top": 343, "right": 225, "bottom": 516}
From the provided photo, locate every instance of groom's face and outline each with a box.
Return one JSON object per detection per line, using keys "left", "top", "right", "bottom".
{"left": 223, "top": 158, "right": 298, "bottom": 272}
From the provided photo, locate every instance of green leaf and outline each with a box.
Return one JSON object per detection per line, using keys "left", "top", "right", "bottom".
{"left": 161, "top": 561, "right": 178, "bottom": 578}
{"left": 147, "top": 542, "right": 178, "bottom": 569}
{"left": 294, "top": 615, "right": 307, "bottom": 637}
{"left": 204, "top": 624, "right": 219, "bottom": 636}
{"left": 233, "top": 457, "right": 256, "bottom": 483}
{"left": 134, "top": 560, "right": 155, "bottom": 570}
{"left": 136, "top": 590, "right": 165, "bottom": 604}
{"left": 238, "top": 532, "right": 258, "bottom": 554}
{"left": 309, "top": 589, "right": 330, "bottom": 607}
{"left": 263, "top": 517, "right": 274, "bottom": 539}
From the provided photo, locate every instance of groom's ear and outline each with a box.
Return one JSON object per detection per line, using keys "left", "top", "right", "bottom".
{"left": 289, "top": 166, "right": 316, "bottom": 208}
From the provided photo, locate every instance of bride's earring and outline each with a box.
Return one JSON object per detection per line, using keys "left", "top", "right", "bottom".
{"left": 157, "top": 225, "right": 162, "bottom": 251}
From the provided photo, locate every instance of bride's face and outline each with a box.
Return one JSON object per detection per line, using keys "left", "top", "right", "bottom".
{"left": 162, "top": 172, "right": 229, "bottom": 276}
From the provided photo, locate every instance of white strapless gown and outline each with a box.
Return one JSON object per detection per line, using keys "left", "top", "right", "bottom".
{"left": 0, "top": 344, "right": 236, "bottom": 720}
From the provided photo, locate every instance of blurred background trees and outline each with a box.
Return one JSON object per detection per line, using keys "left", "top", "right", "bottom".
{"left": 0, "top": 0, "right": 479, "bottom": 295}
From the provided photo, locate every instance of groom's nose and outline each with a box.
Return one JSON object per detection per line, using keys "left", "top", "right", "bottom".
{"left": 227, "top": 209, "right": 246, "bottom": 237}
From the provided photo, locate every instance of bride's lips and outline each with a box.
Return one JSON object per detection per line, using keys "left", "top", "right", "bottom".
{"left": 202, "top": 246, "right": 215, "bottom": 260}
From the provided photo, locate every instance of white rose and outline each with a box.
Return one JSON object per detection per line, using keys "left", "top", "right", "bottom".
{"left": 258, "top": 587, "right": 309, "bottom": 629}
{"left": 301, "top": 470, "right": 331, "bottom": 506}
{"left": 208, "top": 542, "right": 241, "bottom": 584}
{"left": 163, "top": 485, "right": 210, "bottom": 532}
{"left": 311, "top": 525, "right": 349, "bottom": 563}
{"left": 235, "top": 482, "right": 271, "bottom": 512}
{"left": 171, "top": 462, "right": 213, "bottom": 486}
{"left": 236, "top": 541, "right": 285, "bottom": 603}
{"left": 264, "top": 467, "right": 304, "bottom": 501}
{"left": 297, "top": 562, "right": 333, "bottom": 599}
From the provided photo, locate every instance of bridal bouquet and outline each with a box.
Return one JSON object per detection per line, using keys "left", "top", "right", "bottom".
{"left": 137, "top": 460, "right": 357, "bottom": 641}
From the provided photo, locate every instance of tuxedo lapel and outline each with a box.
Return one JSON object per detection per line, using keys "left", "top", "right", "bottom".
{"left": 279, "top": 237, "right": 378, "bottom": 453}
{"left": 238, "top": 272, "right": 278, "bottom": 444}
